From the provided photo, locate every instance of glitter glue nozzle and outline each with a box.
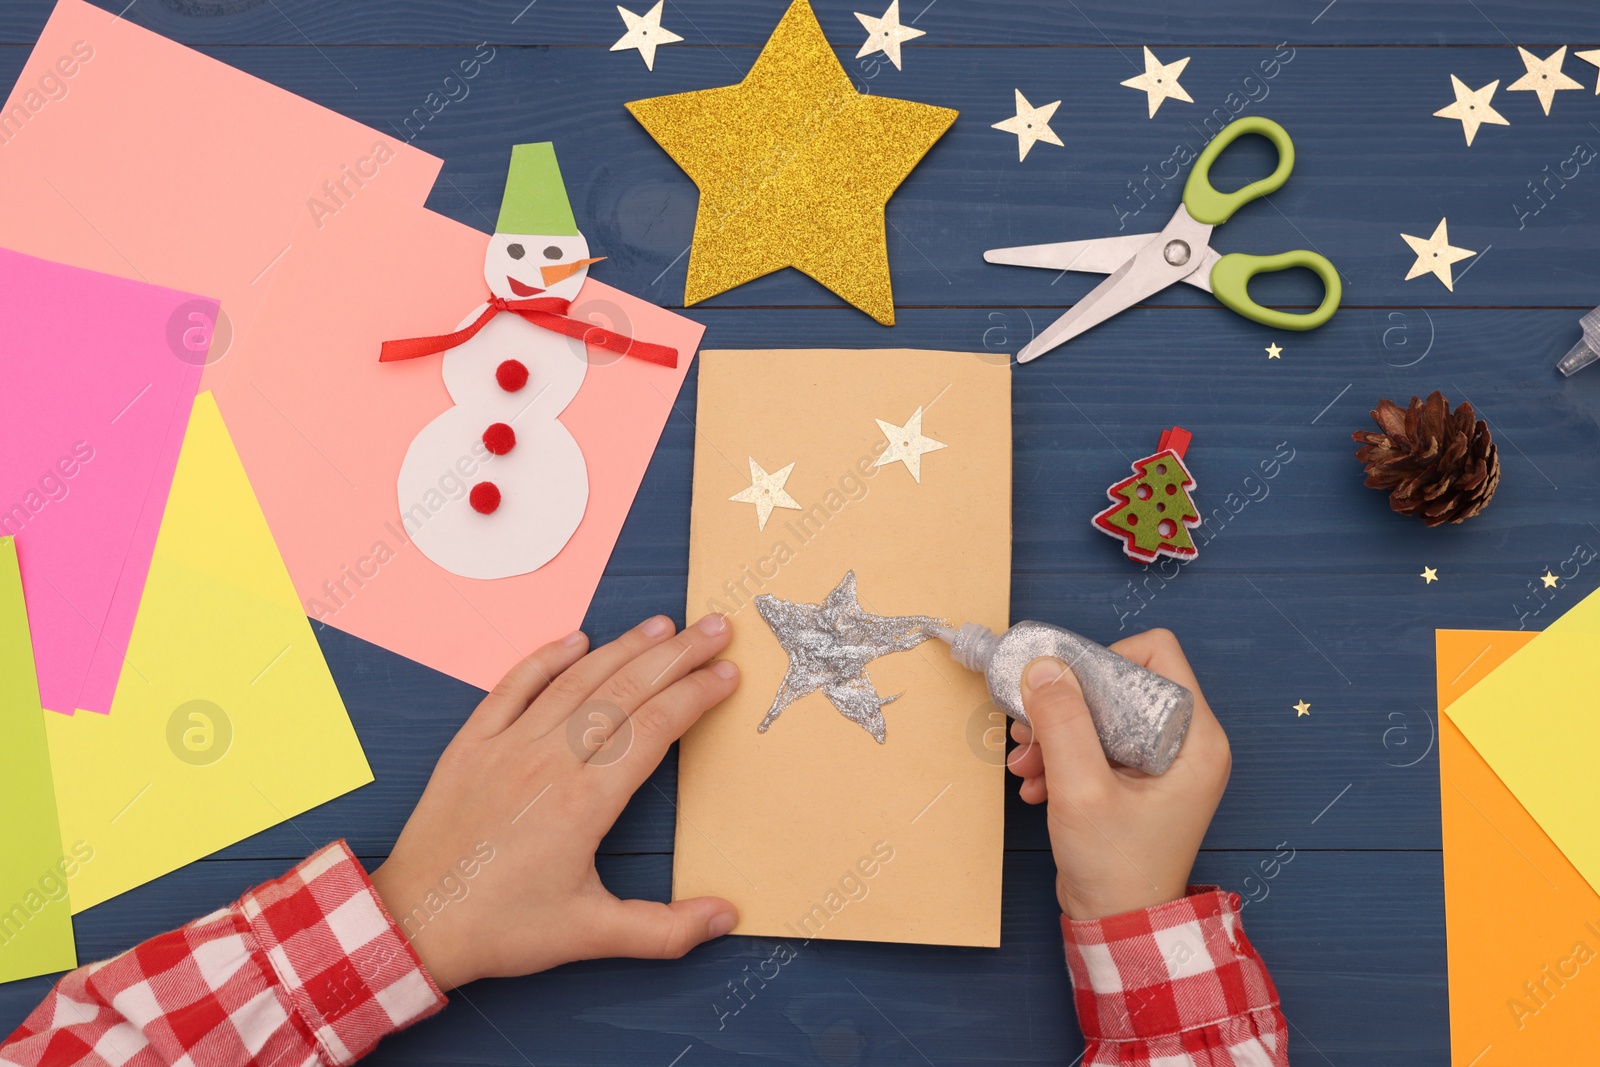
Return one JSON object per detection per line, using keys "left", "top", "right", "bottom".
{"left": 934, "top": 620, "right": 1194, "bottom": 776}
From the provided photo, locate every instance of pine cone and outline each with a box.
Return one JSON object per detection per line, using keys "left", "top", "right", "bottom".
{"left": 1351, "top": 391, "right": 1499, "bottom": 526}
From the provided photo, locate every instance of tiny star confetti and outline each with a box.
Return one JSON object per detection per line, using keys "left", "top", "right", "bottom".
{"left": 1421, "top": 566, "right": 1439, "bottom": 584}
{"left": 1266, "top": 342, "right": 1283, "bottom": 359}
{"left": 1294, "top": 700, "right": 1311, "bottom": 717}
{"left": 1542, "top": 571, "right": 1560, "bottom": 588}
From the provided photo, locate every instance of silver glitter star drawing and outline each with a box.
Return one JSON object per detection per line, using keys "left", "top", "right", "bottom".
{"left": 754, "top": 570, "right": 942, "bottom": 743}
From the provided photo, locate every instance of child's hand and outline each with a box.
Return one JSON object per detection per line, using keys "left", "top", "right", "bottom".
{"left": 1006, "top": 628, "right": 1231, "bottom": 921}
{"left": 370, "top": 614, "right": 740, "bottom": 990}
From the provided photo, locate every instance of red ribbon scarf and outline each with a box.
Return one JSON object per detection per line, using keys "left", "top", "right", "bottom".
{"left": 379, "top": 295, "right": 677, "bottom": 368}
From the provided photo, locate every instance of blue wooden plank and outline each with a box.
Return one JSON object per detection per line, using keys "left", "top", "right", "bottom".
{"left": 0, "top": 0, "right": 1593, "bottom": 48}
{"left": 0, "top": 850, "right": 1448, "bottom": 1065}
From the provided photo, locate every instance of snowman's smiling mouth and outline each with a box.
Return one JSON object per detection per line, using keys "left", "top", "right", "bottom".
{"left": 507, "top": 276, "right": 544, "bottom": 297}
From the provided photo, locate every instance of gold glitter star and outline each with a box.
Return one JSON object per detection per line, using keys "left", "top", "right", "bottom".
{"left": 1542, "top": 570, "right": 1560, "bottom": 588}
{"left": 729, "top": 457, "right": 802, "bottom": 531}
{"left": 1508, "top": 46, "right": 1583, "bottom": 115}
{"left": 1401, "top": 218, "right": 1476, "bottom": 292}
{"left": 1120, "top": 47, "right": 1194, "bottom": 118}
{"left": 611, "top": 1, "right": 683, "bottom": 71}
{"left": 1266, "top": 342, "right": 1283, "bottom": 359}
{"left": 1433, "top": 75, "right": 1509, "bottom": 146}
{"left": 1421, "top": 566, "right": 1439, "bottom": 584}
{"left": 854, "top": 0, "right": 925, "bottom": 71}
{"left": 992, "top": 89, "right": 1064, "bottom": 161}
{"left": 872, "top": 406, "right": 946, "bottom": 482}
{"left": 1294, "top": 700, "right": 1311, "bottom": 717}
{"left": 626, "top": 0, "right": 957, "bottom": 325}
{"left": 1578, "top": 49, "right": 1600, "bottom": 94}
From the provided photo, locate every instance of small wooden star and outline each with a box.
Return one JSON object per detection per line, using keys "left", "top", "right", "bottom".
{"left": 1577, "top": 49, "right": 1600, "bottom": 94}
{"left": 1433, "top": 75, "right": 1509, "bottom": 146}
{"left": 872, "top": 406, "right": 946, "bottom": 482}
{"left": 1508, "top": 46, "right": 1583, "bottom": 115}
{"left": 1119, "top": 47, "right": 1193, "bottom": 118}
{"left": 1294, "top": 700, "right": 1311, "bottom": 717}
{"left": 854, "top": 0, "right": 925, "bottom": 71}
{"left": 992, "top": 89, "right": 1064, "bottom": 161}
{"left": 1401, "top": 218, "right": 1476, "bottom": 292}
{"left": 1265, "top": 342, "right": 1283, "bottom": 359}
{"left": 611, "top": 1, "right": 684, "bottom": 71}
{"left": 729, "top": 457, "right": 802, "bottom": 531}
{"left": 1542, "top": 570, "right": 1560, "bottom": 588}
{"left": 1421, "top": 566, "right": 1439, "bottom": 584}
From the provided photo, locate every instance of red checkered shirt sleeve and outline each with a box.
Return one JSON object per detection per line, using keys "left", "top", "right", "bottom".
{"left": 1061, "top": 886, "right": 1288, "bottom": 1066}
{"left": 0, "top": 841, "right": 445, "bottom": 1066}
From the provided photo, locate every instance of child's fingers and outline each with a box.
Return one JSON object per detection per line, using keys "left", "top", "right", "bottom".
{"left": 1020, "top": 658, "right": 1115, "bottom": 793}
{"left": 464, "top": 631, "right": 590, "bottom": 737}
{"left": 1006, "top": 735, "right": 1044, "bottom": 779}
{"left": 565, "top": 614, "right": 731, "bottom": 751}
{"left": 587, "top": 661, "right": 740, "bottom": 806}
{"left": 588, "top": 896, "right": 738, "bottom": 960}
{"left": 515, "top": 615, "right": 680, "bottom": 739}
{"left": 1018, "top": 775, "right": 1047, "bottom": 805}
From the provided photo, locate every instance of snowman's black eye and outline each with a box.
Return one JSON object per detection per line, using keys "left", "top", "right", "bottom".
{"left": 543, "top": 245, "right": 563, "bottom": 260}
{"left": 506, "top": 243, "right": 525, "bottom": 259}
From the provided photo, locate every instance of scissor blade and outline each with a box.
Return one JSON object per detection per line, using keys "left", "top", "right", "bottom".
{"left": 984, "top": 233, "right": 1158, "bottom": 275}
{"left": 1017, "top": 255, "right": 1172, "bottom": 363}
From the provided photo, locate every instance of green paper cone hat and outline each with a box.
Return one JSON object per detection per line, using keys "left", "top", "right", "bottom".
{"left": 497, "top": 142, "right": 579, "bottom": 236}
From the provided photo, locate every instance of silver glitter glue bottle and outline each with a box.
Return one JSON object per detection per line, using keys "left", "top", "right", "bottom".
{"left": 933, "top": 621, "right": 1194, "bottom": 775}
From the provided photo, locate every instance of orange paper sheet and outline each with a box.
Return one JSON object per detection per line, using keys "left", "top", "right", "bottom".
{"left": 1437, "top": 629, "right": 1600, "bottom": 1065}
{"left": 208, "top": 187, "right": 703, "bottom": 691}
{"left": 0, "top": 0, "right": 440, "bottom": 383}
{"left": 680, "top": 349, "right": 1010, "bottom": 947}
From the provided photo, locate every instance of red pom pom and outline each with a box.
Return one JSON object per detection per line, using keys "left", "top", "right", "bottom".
{"left": 469, "top": 481, "right": 501, "bottom": 514}
{"left": 482, "top": 423, "right": 516, "bottom": 455}
{"left": 495, "top": 360, "right": 529, "bottom": 392}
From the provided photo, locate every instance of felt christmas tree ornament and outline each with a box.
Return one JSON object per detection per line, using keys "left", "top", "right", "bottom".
{"left": 1094, "top": 427, "right": 1201, "bottom": 564}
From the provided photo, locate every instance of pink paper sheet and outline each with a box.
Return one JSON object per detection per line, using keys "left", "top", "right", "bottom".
{"left": 210, "top": 189, "right": 704, "bottom": 691}
{"left": 0, "top": 0, "right": 441, "bottom": 389}
{"left": 0, "top": 247, "right": 213, "bottom": 715}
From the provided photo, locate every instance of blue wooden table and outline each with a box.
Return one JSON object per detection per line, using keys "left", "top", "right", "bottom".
{"left": 6, "top": 1, "right": 1600, "bottom": 1062}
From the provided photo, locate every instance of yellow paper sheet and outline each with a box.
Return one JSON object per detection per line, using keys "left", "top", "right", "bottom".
{"left": 1445, "top": 587, "right": 1600, "bottom": 901}
{"left": 46, "top": 393, "right": 371, "bottom": 913}
{"left": 0, "top": 537, "right": 77, "bottom": 982}
{"left": 680, "top": 349, "right": 1010, "bottom": 947}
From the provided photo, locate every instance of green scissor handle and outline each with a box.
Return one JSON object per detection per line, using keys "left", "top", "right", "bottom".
{"left": 1210, "top": 251, "right": 1342, "bottom": 331}
{"left": 1183, "top": 116, "right": 1296, "bottom": 225}
{"left": 1184, "top": 116, "right": 1342, "bottom": 330}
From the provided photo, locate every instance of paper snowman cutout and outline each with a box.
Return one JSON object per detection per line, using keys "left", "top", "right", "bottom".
{"left": 394, "top": 144, "right": 605, "bottom": 580}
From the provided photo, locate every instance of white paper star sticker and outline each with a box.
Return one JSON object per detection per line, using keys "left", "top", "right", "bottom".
{"left": 1401, "top": 219, "right": 1476, "bottom": 292}
{"left": 1508, "top": 46, "right": 1583, "bottom": 115}
{"left": 1577, "top": 49, "right": 1600, "bottom": 94}
{"left": 611, "top": 1, "right": 683, "bottom": 71}
{"left": 729, "top": 457, "right": 802, "bottom": 530}
{"left": 854, "top": 0, "right": 925, "bottom": 71}
{"left": 1120, "top": 47, "right": 1193, "bottom": 118}
{"left": 872, "top": 407, "right": 946, "bottom": 482}
{"left": 991, "top": 90, "right": 1064, "bottom": 162}
{"left": 1433, "top": 75, "right": 1509, "bottom": 146}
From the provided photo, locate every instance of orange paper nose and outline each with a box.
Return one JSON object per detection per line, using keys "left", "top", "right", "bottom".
{"left": 540, "top": 256, "right": 605, "bottom": 287}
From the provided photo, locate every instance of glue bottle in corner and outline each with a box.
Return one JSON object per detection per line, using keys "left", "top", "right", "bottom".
{"left": 933, "top": 621, "right": 1193, "bottom": 776}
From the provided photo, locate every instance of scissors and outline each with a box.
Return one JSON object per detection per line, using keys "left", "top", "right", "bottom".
{"left": 984, "top": 116, "right": 1342, "bottom": 363}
